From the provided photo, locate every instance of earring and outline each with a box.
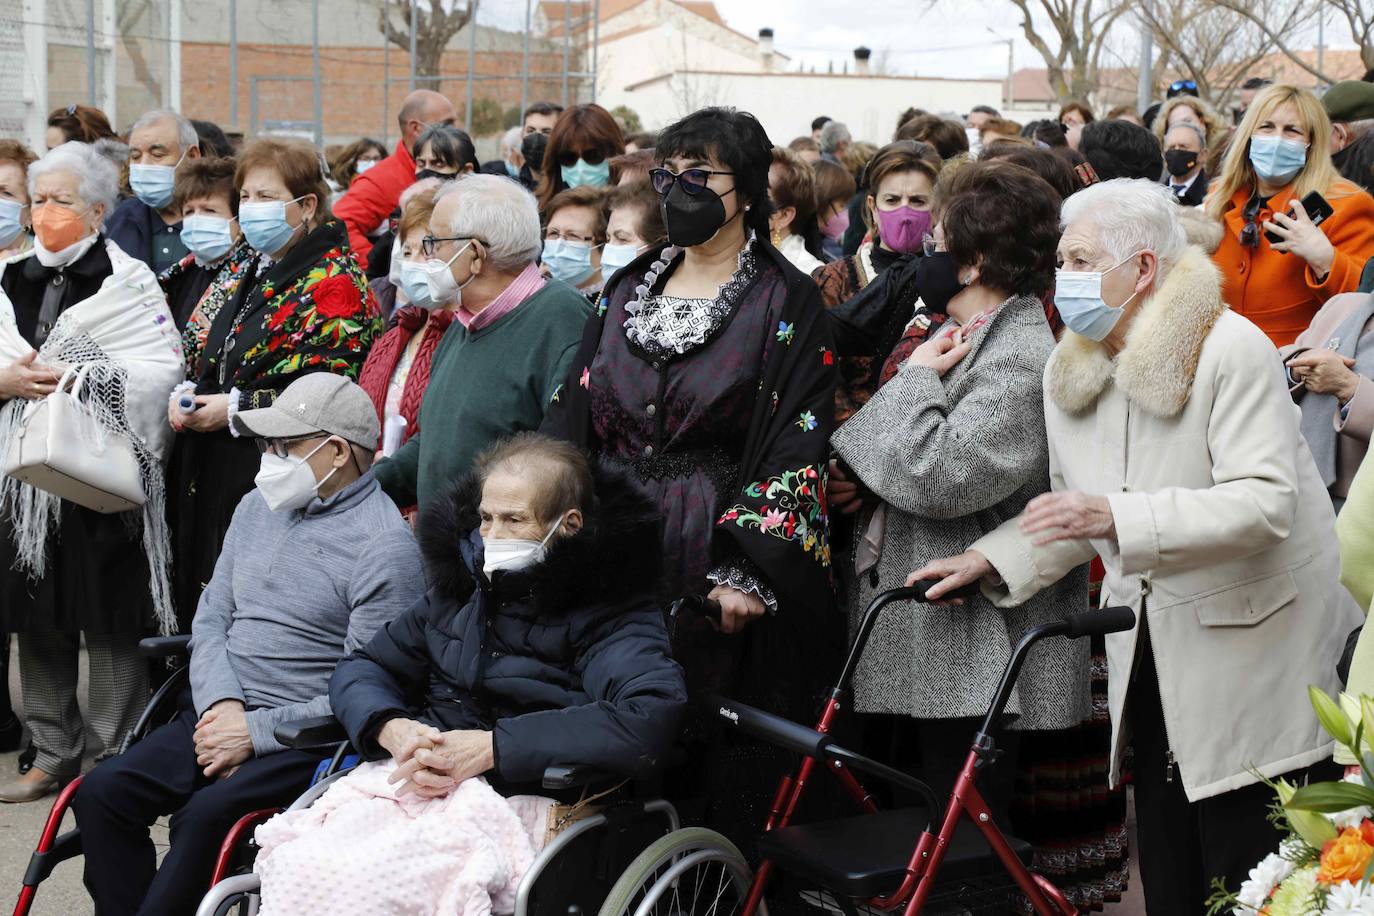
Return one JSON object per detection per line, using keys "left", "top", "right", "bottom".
{"left": 771, "top": 227, "right": 783, "bottom": 247}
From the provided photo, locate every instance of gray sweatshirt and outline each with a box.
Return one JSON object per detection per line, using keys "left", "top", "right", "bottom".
{"left": 189, "top": 470, "right": 425, "bottom": 755}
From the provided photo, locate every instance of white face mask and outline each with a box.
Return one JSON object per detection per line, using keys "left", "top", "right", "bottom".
{"left": 34, "top": 232, "right": 99, "bottom": 269}
{"left": 254, "top": 438, "right": 337, "bottom": 512}
{"left": 482, "top": 515, "right": 566, "bottom": 579}
{"left": 425, "top": 241, "right": 474, "bottom": 307}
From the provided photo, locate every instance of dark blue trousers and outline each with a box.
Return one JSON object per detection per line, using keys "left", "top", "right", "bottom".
{"left": 70, "top": 691, "right": 318, "bottom": 916}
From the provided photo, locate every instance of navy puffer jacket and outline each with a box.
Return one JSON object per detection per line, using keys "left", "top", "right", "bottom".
{"left": 329, "top": 463, "right": 688, "bottom": 788}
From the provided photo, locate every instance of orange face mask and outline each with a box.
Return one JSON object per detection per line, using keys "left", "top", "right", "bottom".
{"left": 31, "top": 203, "right": 91, "bottom": 253}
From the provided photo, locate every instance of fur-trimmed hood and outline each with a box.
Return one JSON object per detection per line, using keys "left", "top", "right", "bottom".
{"left": 1046, "top": 245, "right": 1227, "bottom": 418}
{"left": 416, "top": 459, "right": 664, "bottom": 611}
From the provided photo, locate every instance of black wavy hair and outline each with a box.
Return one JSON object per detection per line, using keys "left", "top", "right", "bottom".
{"left": 1079, "top": 119, "right": 1163, "bottom": 181}
{"left": 654, "top": 107, "right": 773, "bottom": 237}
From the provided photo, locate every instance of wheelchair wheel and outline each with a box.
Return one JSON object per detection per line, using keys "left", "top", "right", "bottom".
{"left": 597, "top": 827, "right": 760, "bottom": 916}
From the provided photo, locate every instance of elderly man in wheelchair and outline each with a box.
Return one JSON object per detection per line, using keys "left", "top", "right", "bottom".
{"left": 61, "top": 375, "right": 427, "bottom": 916}
{"left": 225, "top": 433, "right": 689, "bottom": 913}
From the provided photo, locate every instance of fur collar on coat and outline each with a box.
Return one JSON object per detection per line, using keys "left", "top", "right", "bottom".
{"left": 416, "top": 459, "right": 664, "bottom": 613}
{"left": 1046, "top": 245, "right": 1226, "bottom": 419}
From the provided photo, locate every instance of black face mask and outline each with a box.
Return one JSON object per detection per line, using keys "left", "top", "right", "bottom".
{"left": 521, "top": 133, "right": 548, "bottom": 171}
{"left": 1164, "top": 149, "right": 1199, "bottom": 178}
{"left": 660, "top": 182, "right": 739, "bottom": 248}
{"left": 415, "top": 168, "right": 457, "bottom": 182}
{"left": 914, "top": 251, "right": 964, "bottom": 314}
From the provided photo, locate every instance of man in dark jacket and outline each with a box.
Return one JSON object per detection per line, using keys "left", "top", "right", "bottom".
{"left": 331, "top": 433, "right": 687, "bottom": 795}
{"left": 105, "top": 108, "right": 202, "bottom": 273}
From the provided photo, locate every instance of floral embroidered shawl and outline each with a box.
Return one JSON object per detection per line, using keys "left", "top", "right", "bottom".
{"left": 195, "top": 220, "right": 382, "bottom": 409}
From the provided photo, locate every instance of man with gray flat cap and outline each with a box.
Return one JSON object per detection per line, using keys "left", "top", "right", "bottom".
{"left": 70, "top": 373, "right": 425, "bottom": 916}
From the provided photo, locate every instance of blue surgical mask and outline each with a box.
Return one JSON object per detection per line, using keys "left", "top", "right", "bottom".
{"left": 1053, "top": 253, "right": 1142, "bottom": 342}
{"left": 505, "top": 160, "right": 520, "bottom": 179}
{"left": 1249, "top": 135, "right": 1309, "bottom": 185}
{"left": 180, "top": 214, "right": 236, "bottom": 263}
{"left": 239, "top": 196, "right": 307, "bottom": 256}
{"left": 543, "top": 238, "right": 597, "bottom": 285}
{"left": 129, "top": 151, "right": 186, "bottom": 210}
{"left": 0, "top": 198, "right": 25, "bottom": 249}
{"left": 398, "top": 259, "right": 438, "bottom": 310}
{"left": 355, "top": 159, "right": 378, "bottom": 175}
{"left": 600, "top": 242, "right": 642, "bottom": 284}
{"left": 560, "top": 158, "right": 610, "bottom": 189}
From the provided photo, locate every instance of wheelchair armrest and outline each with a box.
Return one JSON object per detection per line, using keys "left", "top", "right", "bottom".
{"left": 541, "top": 764, "right": 614, "bottom": 791}
{"left": 712, "top": 696, "right": 831, "bottom": 759}
{"left": 139, "top": 635, "right": 192, "bottom": 658}
{"left": 274, "top": 716, "right": 348, "bottom": 749}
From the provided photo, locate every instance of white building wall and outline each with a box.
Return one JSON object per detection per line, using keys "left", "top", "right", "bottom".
{"left": 607, "top": 72, "right": 1004, "bottom": 144}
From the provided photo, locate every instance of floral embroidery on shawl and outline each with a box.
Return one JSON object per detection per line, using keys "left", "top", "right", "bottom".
{"left": 719, "top": 464, "right": 831, "bottom": 567}
{"left": 234, "top": 247, "right": 374, "bottom": 378}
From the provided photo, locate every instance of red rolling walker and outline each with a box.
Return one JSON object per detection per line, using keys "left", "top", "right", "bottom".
{"left": 690, "top": 585, "right": 1135, "bottom": 916}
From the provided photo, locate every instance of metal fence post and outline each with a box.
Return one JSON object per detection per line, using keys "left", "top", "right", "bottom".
{"left": 464, "top": 2, "right": 476, "bottom": 133}
{"left": 229, "top": 0, "right": 238, "bottom": 128}
{"left": 520, "top": 0, "right": 531, "bottom": 120}
{"left": 86, "top": 0, "right": 95, "bottom": 106}
{"left": 312, "top": 0, "right": 322, "bottom": 145}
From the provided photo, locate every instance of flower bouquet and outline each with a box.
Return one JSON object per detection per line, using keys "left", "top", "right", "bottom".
{"left": 1213, "top": 689, "right": 1374, "bottom": 915}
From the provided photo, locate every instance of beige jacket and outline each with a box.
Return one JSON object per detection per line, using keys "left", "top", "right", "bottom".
{"left": 973, "top": 247, "right": 1362, "bottom": 802}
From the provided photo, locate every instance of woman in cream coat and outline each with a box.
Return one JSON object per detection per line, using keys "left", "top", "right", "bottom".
{"left": 912, "top": 179, "right": 1362, "bottom": 915}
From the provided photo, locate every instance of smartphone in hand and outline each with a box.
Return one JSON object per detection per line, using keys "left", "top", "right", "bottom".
{"left": 1265, "top": 190, "right": 1335, "bottom": 245}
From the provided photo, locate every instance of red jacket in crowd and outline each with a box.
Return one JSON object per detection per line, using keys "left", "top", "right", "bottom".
{"left": 334, "top": 139, "right": 416, "bottom": 261}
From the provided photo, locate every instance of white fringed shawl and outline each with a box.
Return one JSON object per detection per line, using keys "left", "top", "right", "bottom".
{"left": 0, "top": 240, "right": 184, "bottom": 633}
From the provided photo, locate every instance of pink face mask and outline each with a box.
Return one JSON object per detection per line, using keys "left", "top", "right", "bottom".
{"left": 876, "top": 205, "right": 932, "bottom": 255}
{"left": 822, "top": 209, "right": 850, "bottom": 241}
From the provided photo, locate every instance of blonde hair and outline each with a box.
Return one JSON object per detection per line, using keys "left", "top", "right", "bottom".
{"left": 1206, "top": 84, "right": 1355, "bottom": 220}
{"left": 1152, "top": 96, "right": 1223, "bottom": 148}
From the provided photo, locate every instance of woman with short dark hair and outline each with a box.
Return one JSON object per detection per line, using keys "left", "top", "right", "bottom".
{"left": 412, "top": 125, "right": 479, "bottom": 180}
{"left": 543, "top": 106, "right": 838, "bottom": 851}
{"left": 830, "top": 161, "right": 1091, "bottom": 824}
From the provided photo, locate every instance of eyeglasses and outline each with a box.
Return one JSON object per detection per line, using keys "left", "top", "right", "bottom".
{"left": 420, "top": 235, "right": 484, "bottom": 259}
{"left": 921, "top": 235, "right": 945, "bottom": 257}
{"left": 545, "top": 228, "right": 596, "bottom": 244}
{"left": 649, "top": 167, "right": 735, "bottom": 196}
{"left": 557, "top": 148, "right": 608, "bottom": 168}
{"left": 1240, "top": 194, "right": 1263, "bottom": 248}
{"left": 254, "top": 435, "right": 321, "bottom": 459}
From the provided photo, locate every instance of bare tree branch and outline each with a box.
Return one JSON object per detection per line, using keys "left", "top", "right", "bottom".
{"left": 1211, "top": 0, "right": 1340, "bottom": 82}
{"left": 377, "top": 0, "right": 479, "bottom": 82}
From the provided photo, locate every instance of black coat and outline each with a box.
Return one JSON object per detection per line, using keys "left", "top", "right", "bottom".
{"left": 0, "top": 240, "right": 154, "bottom": 634}
{"left": 330, "top": 464, "right": 688, "bottom": 789}
{"left": 1164, "top": 168, "right": 1208, "bottom": 207}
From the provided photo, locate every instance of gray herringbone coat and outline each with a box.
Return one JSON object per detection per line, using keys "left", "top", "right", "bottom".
{"left": 831, "top": 295, "right": 1090, "bottom": 730}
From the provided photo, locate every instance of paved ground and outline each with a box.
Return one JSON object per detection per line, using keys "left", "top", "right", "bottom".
{"left": 0, "top": 640, "right": 1146, "bottom": 915}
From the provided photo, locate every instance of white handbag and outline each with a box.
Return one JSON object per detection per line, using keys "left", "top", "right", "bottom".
{"left": 2, "top": 365, "right": 146, "bottom": 513}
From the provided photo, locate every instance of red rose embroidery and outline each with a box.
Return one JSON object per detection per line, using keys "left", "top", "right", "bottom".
{"left": 313, "top": 275, "right": 360, "bottom": 319}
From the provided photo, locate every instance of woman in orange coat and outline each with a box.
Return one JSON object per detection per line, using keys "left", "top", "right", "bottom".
{"left": 1208, "top": 83, "right": 1374, "bottom": 347}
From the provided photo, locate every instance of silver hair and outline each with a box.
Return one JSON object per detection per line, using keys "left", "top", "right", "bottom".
{"left": 128, "top": 108, "right": 199, "bottom": 153}
{"left": 500, "top": 126, "right": 523, "bottom": 156}
{"left": 819, "top": 120, "right": 851, "bottom": 153}
{"left": 1060, "top": 178, "right": 1188, "bottom": 266}
{"left": 1163, "top": 121, "right": 1207, "bottom": 150}
{"left": 432, "top": 174, "right": 541, "bottom": 272}
{"left": 28, "top": 141, "right": 121, "bottom": 219}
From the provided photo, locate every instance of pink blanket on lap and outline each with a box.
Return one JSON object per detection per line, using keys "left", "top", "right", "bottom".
{"left": 254, "top": 761, "right": 554, "bottom": 915}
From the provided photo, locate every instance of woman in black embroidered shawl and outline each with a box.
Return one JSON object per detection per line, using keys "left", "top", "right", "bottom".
{"left": 542, "top": 108, "right": 839, "bottom": 852}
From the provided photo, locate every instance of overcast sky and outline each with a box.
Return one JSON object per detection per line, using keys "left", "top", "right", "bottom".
{"left": 709, "top": 0, "right": 1351, "bottom": 81}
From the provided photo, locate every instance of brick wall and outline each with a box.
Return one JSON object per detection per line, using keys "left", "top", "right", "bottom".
{"left": 180, "top": 41, "right": 574, "bottom": 143}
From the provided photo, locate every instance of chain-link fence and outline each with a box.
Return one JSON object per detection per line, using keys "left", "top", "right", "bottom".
{"left": 0, "top": 0, "right": 598, "bottom": 154}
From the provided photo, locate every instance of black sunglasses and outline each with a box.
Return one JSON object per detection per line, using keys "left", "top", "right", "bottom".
{"left": 1168, "top": 79, "right": 1199, "bottom": 97}
{"left": 649, "top": 167, "right": 735, "bottom": 196}
{"left": 557, "top": 148, "right": 607, "bottom": 168}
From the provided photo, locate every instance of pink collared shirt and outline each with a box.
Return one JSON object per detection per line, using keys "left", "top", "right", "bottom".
{"left": 454, "top": 261, "right": 546, "bottom": 332}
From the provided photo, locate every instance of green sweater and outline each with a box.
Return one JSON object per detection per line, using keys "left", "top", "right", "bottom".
{"left": 375, "top": 279, "right": 591, "bottom": 508}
